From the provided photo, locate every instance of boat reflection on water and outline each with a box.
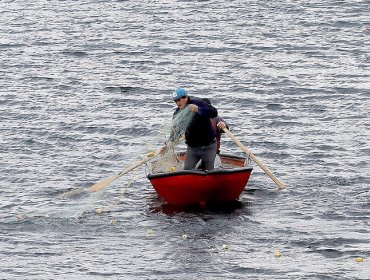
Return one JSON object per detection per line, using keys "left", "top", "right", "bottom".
{"left": 148, "top": 189, "right": 257, "bottom": 216}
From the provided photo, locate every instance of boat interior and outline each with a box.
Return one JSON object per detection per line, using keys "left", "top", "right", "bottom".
{"left": 149, "top": 152, "right": 248, "bottom": 174}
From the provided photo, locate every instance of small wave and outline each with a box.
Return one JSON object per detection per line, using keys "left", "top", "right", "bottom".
{"left": 103, "top": 86, "right": 136, "bottom": 93}
{"left": 61, "top": 50, "right": 89, "bottom": 57}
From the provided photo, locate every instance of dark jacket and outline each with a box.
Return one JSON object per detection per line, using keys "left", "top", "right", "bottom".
{"left": 173, "top": 96, "right": 218, "bottom": 147}
{"left": 210, "top": 116, "right": 229, "bottom": 154}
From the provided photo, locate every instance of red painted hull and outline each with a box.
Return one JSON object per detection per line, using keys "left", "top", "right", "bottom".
{"left": 147, "top": 154, "right": 253, "bottom": 205}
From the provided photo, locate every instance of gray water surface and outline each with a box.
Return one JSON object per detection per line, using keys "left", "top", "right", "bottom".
{"left": 1, "top": 1, "right": 369, "bottom": 279}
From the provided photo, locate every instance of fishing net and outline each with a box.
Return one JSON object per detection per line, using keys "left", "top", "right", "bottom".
{"left": 150, "top": 107, "right": 194, "bottom": 174}
{"left": 59, "top": 107, "right": 194, "bottom": 203}
{"left": 170, "top": 107, "right": 194, "bottom": 143}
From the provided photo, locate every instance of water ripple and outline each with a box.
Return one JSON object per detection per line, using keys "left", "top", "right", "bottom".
{"left": 1, "top": 0, "right": 370, "bottom": 279}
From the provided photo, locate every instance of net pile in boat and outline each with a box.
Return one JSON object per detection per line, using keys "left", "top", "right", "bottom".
{"left": 150, "top": 153, "right": 184, "bottom": 174}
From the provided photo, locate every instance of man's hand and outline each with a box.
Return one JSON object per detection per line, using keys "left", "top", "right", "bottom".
{"left": 217, "top": 121, "right": 226, "bottom": 130}
{"left": 188, "top": 104, "right": 198, "bottom": 112}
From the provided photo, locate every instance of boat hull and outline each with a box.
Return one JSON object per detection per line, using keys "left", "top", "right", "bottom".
{"left": 147, "top": 154, "right": 253, "bottom": 205}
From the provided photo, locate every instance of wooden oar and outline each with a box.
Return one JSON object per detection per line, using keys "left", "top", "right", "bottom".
{"left": 61, "top": 148, "right": 162, "bottom": 197}
{"left": 61, "top": 136, "right": 185, "bottom": 197}
{"left": 222, "top": 128, "right": 286, "bottom": 190}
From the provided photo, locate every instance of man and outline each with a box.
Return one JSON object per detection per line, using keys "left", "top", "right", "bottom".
{"left": 166, "top": 88, "right": 218, "bottom": 171}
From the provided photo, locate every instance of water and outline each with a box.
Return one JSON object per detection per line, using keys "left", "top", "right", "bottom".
{"left": 1, "top": 1, "right": 369, "bottom": 279}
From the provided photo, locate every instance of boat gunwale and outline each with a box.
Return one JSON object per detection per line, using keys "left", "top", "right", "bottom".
{"left": 147, "top": 153, "right": 253, "bottom": 179}
{"left": 147, "top": 166, "right": 253, "bottom": 179}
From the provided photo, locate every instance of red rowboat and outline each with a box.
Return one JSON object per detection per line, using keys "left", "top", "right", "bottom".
{"left": 147, "top": 153, "right": 253, "bottom": 205}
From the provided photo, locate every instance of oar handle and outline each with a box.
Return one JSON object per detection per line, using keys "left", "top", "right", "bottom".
{"left": 223, "top": 128, "right": 286, "bottom": 190}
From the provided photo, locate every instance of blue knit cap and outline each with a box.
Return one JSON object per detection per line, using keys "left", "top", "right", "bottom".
{"left": 172, "top": 88, "right": 187, "bottom": 101}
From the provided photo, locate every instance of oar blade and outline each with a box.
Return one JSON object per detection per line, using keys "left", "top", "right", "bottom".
{"left": 87, "top": 175, "right": 117, "bottom": 192}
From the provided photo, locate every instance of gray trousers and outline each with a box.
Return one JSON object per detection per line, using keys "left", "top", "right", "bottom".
{"left": 184, "top": 141, "right": 217, "bottom": 171}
